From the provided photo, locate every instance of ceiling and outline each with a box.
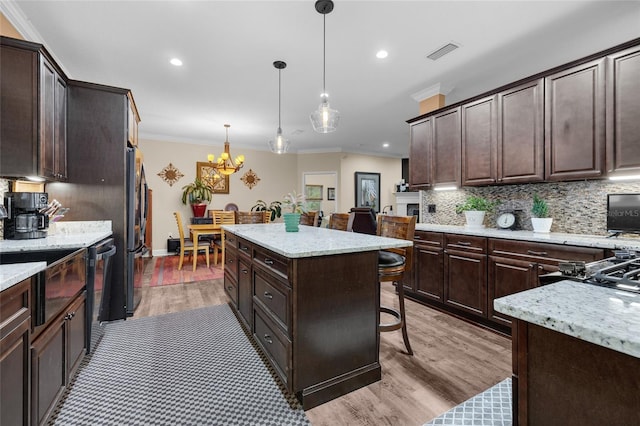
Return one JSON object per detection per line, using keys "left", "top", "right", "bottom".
{"left": 3, "top": 1, "right": 640, "bottom": 158}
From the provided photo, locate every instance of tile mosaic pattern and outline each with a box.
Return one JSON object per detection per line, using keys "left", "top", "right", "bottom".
{"left": 49, "top": 304, "right": 310, "bottom": 425}
{"left": 424, "top": 378, "right": 512, "bottom": 426}
{"left": 421, "top": 180, "right": 640, "bottom": 236}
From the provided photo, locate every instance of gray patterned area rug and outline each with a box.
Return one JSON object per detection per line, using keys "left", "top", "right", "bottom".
{"left": 50, "top": 304, "right": 310, "bottom": 425}
{"left": 424, "top": 378, "right": 512, "bottom": 426}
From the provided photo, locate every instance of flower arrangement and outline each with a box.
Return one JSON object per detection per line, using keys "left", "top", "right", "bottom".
{"left": 283, "top": 191, "right": 308, "bottom": 214}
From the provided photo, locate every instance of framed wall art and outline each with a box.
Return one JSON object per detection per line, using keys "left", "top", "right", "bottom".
{"left": 354, "top": 172, "right": 380, "bottom": 213}
{"left": 196, "top": 162, "right": 229, "bottom": 194}
{"left": 305, "top": 184, "right": 323, "bottom": 200}
{"left": 327, "top": 187, "right": 335, "bottom": 201}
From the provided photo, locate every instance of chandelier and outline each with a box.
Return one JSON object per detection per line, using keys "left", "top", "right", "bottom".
{"left": 208, "top": 124, "right": 245, "bottom": 176}
{"left": 310, "top": 0, "right": 339, "bottom": 133}
{"left": 268, "top": 60, "right": 290, "bottom": 154}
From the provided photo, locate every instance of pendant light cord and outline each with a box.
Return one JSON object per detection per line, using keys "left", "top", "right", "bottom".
{"left": 323, "top": 13, "right": 326, "bottom": 96}
{"left": 278, "top": 68, "right": 282, "bottom": 128}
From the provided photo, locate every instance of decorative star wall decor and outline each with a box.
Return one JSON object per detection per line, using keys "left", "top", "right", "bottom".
{"left": 241, "top": 169, "right": 260, "bottom": 190}
{"left": 157, "top": 163, "right": 184, "bottom": 187}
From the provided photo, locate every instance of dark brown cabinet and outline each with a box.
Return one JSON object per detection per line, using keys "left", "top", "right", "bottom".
{"left": 444, "top": 234, "right": 487, "bottom": 317}
{"left": 497, "top": 79, "right": 544, "bottom": 184}
{"left": 432, "top": 107, "right": 461, "bottom": 187}
{"left": 606, "top": 45, "right": 640, "bottom": 176}
{"left": 31, "top": 293, "right": 85, "bottom": 426}
{"left": 412, "top": 231, "right": 444, "bottom": 301}
{"left": 545, "top": 58, "right": 606, "bottom": 181}
{"left": 237, "top": 247, "right": 252, "bottom": 330}
{"left": 0, "top": 278, "right": 31, "bottom": 426}
{"left": 0, "top": 37, "right": 67, "bottom": 181}
{"left": 462, "top": 95, "right": 497, "bottom": 186}
{"left": 408, "top": 117, "right": 432, "bottom": 188}
{"left": 488, "top": 256, "right": 539, "bottom": 327}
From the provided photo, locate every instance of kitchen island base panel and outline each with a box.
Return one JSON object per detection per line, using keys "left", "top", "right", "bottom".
{"left": 515, "top": 322, "right": 640, "bottom": 426}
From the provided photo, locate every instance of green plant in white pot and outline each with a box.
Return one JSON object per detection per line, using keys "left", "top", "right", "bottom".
{"left": 531, "top": 193, "right": 552, "bottom": 233}
{"left": 282, "top": 191, "right": 307, "bottom": 232}
{"left": 455, "top": 196, "right": 497, "bottom": 229}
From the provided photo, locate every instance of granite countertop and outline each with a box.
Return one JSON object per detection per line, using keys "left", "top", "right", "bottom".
{"left": 0, "top": 221, "right": 112, "bottom": 253}
{"left": 0, "top": 262, "right": 47, "bottom": 292}
{"left": 494, "top": 280, "right": 640, "bottom": 358}
{"left": 222, "top": 223, "right": 413, "bottom": 258}
{"left": 415, "top": 223, "right": 640, "bottom": 251}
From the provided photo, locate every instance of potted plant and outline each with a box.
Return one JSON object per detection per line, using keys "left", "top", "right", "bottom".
{"left": 181, "top": 178, "right": 213, "bottom": 217}
{"left": 251, "top": 200, "right": 282, "bottom": 222}
{"left": 531, "top": 193, "right": 552, "bottom": 233}
{"left": 455, "top": 196, "right": 497, "bottom": 229}
{"left": 282, "top": 191, "right": 307, "bottom": 232}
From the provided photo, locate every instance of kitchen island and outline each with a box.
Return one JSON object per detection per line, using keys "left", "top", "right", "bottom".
{"left": 495, "top": 281, "right": 640, "bottom": 425}
{"left": 221, "top": 223, "right": 413, "bottom": 409}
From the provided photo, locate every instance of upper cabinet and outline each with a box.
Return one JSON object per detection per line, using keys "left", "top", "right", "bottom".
{"left": 544, "top": 58, "right": 606, "bottom": 181}
{"left": 606, "top": 45, "right": 640, "bottom": 176}
{"left": 127, "top": 92, "right": 140, "bottom": 147}
{"left": 0, "top": 37, "right": 68, "bottom": 181}
{"left": 409, "top": 107, "right": 461, "bottom": 189}
{"left": 462, "top": 95, "right": 497, "bottom": 186}
{"left": 497, "top": 79, "right": 544, "bottom": 184}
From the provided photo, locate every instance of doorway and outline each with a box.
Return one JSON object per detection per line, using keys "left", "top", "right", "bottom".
{"left": 302, "top": 171, "right": 338, "bottom": 220}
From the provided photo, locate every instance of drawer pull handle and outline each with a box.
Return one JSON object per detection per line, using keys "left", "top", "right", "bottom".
{"left": 227, "top": 259, "right": 234, "bottom": 264}
{"left": 226, "top": 286, "right": 233, "bottom": 291}
{"left": 414, "top": 235, "right": 422, "bottom": 240}
{"left": 241, "top": 269, "right": 248, "bottom": 274}
{"left": 457, "top": 241, "right": 472, "bottom": 246}
{"left": 264, "top": 291, "right": 273, "bottom": 299}
{"left": 264, "top": 258, "right": 274, "bottom": 265}
{"left": 240, "top": 246, "right": 249, "bottom": 251}
{"left": 527, "top": 250, "right": 548, "bottom": 256}
{"left": 264, "top": 334, "right": 273, "bottom": 344}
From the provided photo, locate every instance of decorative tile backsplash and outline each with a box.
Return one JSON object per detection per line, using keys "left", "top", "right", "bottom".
{"left": 420, "top": 180, "right": 640, "bottom": 236}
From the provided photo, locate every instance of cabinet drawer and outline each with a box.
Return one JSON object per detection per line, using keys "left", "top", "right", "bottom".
{"left": 414, "top": 231, "right": 444, "bottom": 248}
{"left": 445, "top": 233, "right": 487, "bottom": 254}
{"left": 224, "top": 276, "right": 238, "bottom": 306}
{"left": 253, "top": 247, "right": 289, "bottom": 281}
{"left": 253, "top": 268, "right": 290, "bottom": 334}
{"left": 0, "top": 278, "right": 30, "bottom": 339}
{"left": 489, "top": 239, "right": 605, "bottom": 264}
{"left": 254, "top": 306, "right": 291, "bottom": 387}
{"left": 224, "top": 232, "right": 239, "bottom": 250}
{"left": 237, "top": 237, "right": 252, "bottom": 259}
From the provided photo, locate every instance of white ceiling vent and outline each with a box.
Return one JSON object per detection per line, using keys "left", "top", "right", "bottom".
{"left": 427, "top": 42, "right": 460, "bottom": 61}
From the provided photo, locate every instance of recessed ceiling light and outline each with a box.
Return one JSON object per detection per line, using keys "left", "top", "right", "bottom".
{"left": 170, "top": 58, "right": 183, "bottom": 66}
{"left": 376, "top": 50, "right": 388, "bottom": 59}
{"left": 382, "top": 142, "right": 390, "bottom": 148}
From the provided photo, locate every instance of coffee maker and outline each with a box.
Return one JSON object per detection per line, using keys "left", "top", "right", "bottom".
{"left": 3, "top": 192, "right": 49, "bottom": 239}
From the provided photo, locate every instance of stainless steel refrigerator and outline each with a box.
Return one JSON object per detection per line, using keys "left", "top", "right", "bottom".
{"left": 126, "top": 147, "right": 148, "bottom": 316}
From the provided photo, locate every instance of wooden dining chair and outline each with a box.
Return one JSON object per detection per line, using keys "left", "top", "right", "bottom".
{"left": 299, "top": 211, "right": 319, "bottom": 226}
{"left": 211, "top": 210, "right": 235, "bottom": 266}
{"left": 173, "top": 211, "right": 210, "bottom": 271}
{"left": 235, "top": 210, "right": 267, "bottom": 224}
{"left": 328, "top": 213, "right": 354, "bottom": 231}
{"left": 377, "top": 214, "right": 416, "bottom": 355}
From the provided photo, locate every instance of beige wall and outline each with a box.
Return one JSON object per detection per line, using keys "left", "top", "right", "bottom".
{"left": 140, "top": 138, "right": 401, "bottom": 253}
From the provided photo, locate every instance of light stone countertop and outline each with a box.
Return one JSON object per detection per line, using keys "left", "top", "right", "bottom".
{"left": 494, "top": 280, "right": 640, "bottom": 358}
{"left": 222, "top": 223, "right": 413, "bottom": 258}
{"left": 0, "top": 262, "right": 47, "bottom": 292}
{"left": 415, "top": 223, "right": 640, "bottom": 250}
{"left": 0, "top": 221, "right": 112, "bottom": 253}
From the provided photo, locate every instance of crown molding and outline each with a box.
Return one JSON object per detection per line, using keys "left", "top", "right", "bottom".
{"left": 410, "top": 83, "right": 454, "bottom": 103}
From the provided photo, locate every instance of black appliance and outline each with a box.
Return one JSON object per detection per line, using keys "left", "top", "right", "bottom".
{"left": 126, "top": 147, "right": 148, "bottom": 317}
{"left": 87, "top": 237, "right": 116, "bottom": 352}
{"left": 607, "top": 193, "right": 640, "bottom": 236}
{"left": 540, "top": 250, "right": 640, "bottom": 294}
{"left": 3, "top": 192, "right": 49, "bottom": 239}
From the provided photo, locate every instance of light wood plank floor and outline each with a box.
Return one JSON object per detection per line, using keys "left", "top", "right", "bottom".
{"left": 134, "top": 256, "right": 512, "bottom": 426}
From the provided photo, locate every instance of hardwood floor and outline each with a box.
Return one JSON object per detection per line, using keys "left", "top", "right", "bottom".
{"left": 133, "top": 256, "right": 512, "bottom": 425}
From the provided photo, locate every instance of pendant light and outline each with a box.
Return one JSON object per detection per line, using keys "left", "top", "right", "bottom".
{"left": 268, "top": 61, "right": 291, "bottom": 154}
{"left": 310, "top": 0, "right": 339, "bottom": 133}
{"left": 208, "top": 124, "right": 245, "bottom": 175}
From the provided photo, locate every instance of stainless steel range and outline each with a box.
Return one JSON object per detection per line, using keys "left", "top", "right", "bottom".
{"left": 543, "top": 250, "right": 640, "bottom": 294}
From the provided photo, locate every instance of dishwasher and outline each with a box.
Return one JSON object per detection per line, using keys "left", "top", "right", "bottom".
{"left": 87, "top": 237, "right": 116, "bottom": 353}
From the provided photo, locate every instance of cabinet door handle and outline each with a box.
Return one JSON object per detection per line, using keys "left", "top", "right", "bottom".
{"left": 264, "top": 291, "right": 273, "bottom": 299}
{"left": 240, "top": 245, "right": 249, "bottom": 251}
{"left": 227, "top": 259, "right": 234, "bottom": 264}
{"left": 414, "top": 235, "right": 422, "bottom": 240}
{"left": 527, "top": 250, "right": 548, "bottom": 256}
{"left": 241, "top": 268, "right": 249, "bottom": 274}
{"left": 264, "top": 258, "right": 274, "bottom": 265}
{"left": 457, "top": 241, "right": 472, "bottom": 246}
{"left": 264, "top": 334, "right": 273, "bottom": 344}
{"left": 226, "top": 285, "right": 233, "bottom": 291}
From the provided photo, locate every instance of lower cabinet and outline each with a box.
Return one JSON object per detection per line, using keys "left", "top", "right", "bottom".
{"left": 31, "top": 292, "right": 85, "bottom": 426}
{"left": 444, "top": 234, "right": 488, "bottom": 318}
{"left": 1, "top": 278, "right": 31, "bottom": 426}
{"left": 237, "top": 257, "right": 252, "bottom": 330}
{"left": 408, "top": 232, "right": 606, "bottom": 333}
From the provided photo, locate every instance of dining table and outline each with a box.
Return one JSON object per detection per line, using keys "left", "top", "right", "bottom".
{"left": 187, "top": 223, "right": 221, "bottom": 270}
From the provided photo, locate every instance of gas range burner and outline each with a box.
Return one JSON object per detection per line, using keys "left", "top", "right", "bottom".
{"left": 590, "top": 258, "right": 640, "bottom": 293}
